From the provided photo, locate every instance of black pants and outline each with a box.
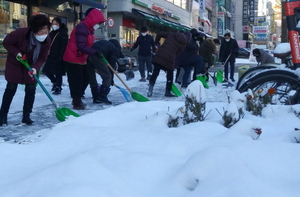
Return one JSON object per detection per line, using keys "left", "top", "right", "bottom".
{"left": 149, "top": 62, "right": 173, "bottom": 92}
{"left": 0, "top": 82, "right": 36, "bottom": 115}
{"left": 65, "top": 62, "right": 89, "bottom": 99}
{"left": 87, "top": 55, "right": 113, "bottom": 89}
{"left": 45, "top": 73, "right": 63, "bottom": 88}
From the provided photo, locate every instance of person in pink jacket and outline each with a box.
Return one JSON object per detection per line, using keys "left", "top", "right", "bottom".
{"left": 63, "top": 8, "right": 106, "bottom": 110}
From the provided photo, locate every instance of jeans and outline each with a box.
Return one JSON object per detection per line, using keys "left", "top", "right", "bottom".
{"left": 181, "top": 56, "right": 203, "bottom": 87}
{"left": 224, "top": 61, "right": 235, "bottom": 80}
{"left": 138, "top": 55, "right": 153, "bottom": 79}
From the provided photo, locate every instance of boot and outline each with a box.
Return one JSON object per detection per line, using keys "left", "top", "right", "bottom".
{"left": 0, "top": 110, "right": 7, "bottom": 126}
{"left": 52, "top": 86, "right": 62, "bottom": 95}
{"left": 22, "top": 113, "right": 34, "bottom": 125}
{"left": 165, "top": 90, "right": 176, "bottom": 97}
{"left": 91, "top": 87, "right": 102, "bottom": 104}
{"left": 72, "top": 97, "right": 86, "bottom": 110}
{"left": 51, "top": 83, "right": 56, "bottom": 91}
{"left": 99, "top": 85, "right": 112, "bottom": 104}
{"left": 147, "top": 85, "right": 154, "bottom": 97}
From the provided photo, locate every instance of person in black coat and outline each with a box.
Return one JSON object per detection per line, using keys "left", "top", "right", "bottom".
{"left": 131, "top": 27, "right": 156, "bottom": 81}
{"left": 219, "top": 32, "right": 239, "bottom": 82}
{"left": 177, "top": 29, "right": 203, "bottom": 88}
{"left": 42, "top": 17, "right": 68, "bottom": 95}
{"left": 87, "top": 39, "right": 124, "bottom": 104}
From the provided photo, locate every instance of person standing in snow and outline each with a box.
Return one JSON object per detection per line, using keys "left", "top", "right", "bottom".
{"left": 42, "top": 17, "right": 68, "bottom": 95}
{"left": 130, "top": 27, "right": 156, "bottom": 81}
{"left": 63, "top": 8, "right": 106, "bottom": 110}
{"left": 219, "top": 32, "right": 239, "bottom": 82}
{"left": 87, "top": 39, "right": 124, "bottom": 104}
{"left": 177, "top": 29, "right": 203, "bottom": 88}
{"left": 147, "top": 31, "right": 189, "bottom": 97}
{"left": 0, "top": 14, "right": 51, "bottom": 126}
{"left": 252, "top": 48, "right": 275, "bottom": 66}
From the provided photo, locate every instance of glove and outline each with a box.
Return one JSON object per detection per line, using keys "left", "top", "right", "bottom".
{"left": 28, "top": 68, "right": 37, "bottom": 77}
{"left": 130, "top": 48, "right": 133, "bottom": 52}
{"left": 95, "top": 51, "right": 103, "bottom": 58}
{"left": 16, "top": 53, "right": 22, "bottom": 60}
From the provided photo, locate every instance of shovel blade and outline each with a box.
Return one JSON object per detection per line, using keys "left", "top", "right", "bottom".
{"left": 114, "top": 84, "right": 132, "bottom": 102}
{"left": 55, "top": 107, "right": 80, "bottom": 122}
{"left": 171, "top": 83, "right": 182, "bottom": 96}
{"left": 196, "top": 75, "right": 209, "bottom": 89}
{"left": 131, "top": 92, "right": 150, "bottom": 102}
{"left": 124, "top": 70, "right": 135, "bottom": 81}
{"left": 216, "top": 70, "right": 224, "bottom": 83}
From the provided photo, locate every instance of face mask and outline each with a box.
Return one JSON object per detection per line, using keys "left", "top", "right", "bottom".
{"left": 93, "top": 24, "right": 100, "bottom": 30}
{"left": 35, "top": 34, "right": 48, "bottom": 42}
{"left": 225, "top": 39, "right": 230, "bottom": 42}
{"left": 52, "top": 25, "right": 59, "bottom": 30}
{"left": 141, "top": 33, "right": 147, "bottom": 36}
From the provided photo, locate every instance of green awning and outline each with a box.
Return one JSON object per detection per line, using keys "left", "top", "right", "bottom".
{"left": 133, "top": 9, "right": 189, "bottom": 31}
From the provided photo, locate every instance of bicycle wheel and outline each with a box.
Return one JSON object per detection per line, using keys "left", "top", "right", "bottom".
{"left": 238, "top": 70, "right": 300, "bottom": 105}
{"left": 236, "top": 65, "right": 277, "bottom": 90}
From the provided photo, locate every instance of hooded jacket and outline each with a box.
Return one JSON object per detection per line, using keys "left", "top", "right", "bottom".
{"left": 153, "top": 32, "right": 188, "bottom": 70}
{"left": 63, "top": 9, "right": 105, "bottom": 64}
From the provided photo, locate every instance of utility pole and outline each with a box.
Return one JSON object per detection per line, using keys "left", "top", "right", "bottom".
{"left": 102, "top": 0, "right": 108, "bottom": 40}
{"left": 281, "top": 0, "right": 288, "bottom": 42}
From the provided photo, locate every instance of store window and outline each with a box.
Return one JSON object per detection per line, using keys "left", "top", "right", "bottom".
{"left": 166, "top": 0, "right": 187, "bottom": 10}
{"left": 120, "top": 26, "right": 139, "bottom": 50}
{"left": 0, "top": 1, "right": 28, "bottom": 61}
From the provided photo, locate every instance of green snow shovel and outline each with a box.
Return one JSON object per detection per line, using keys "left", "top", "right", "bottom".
{"left": 101, "top": 56, "right": 150, "bottom": 102}
{"left": 17, "top": 56, "right": 79, "bottom": 121}
{"left": 171, "top": 83, "right": 182, "bottom": 96}
{"left": 196, "top": 74, "right": 209, "bottom": 89}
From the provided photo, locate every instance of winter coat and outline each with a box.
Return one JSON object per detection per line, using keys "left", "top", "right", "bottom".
{"left": 153, "top": 32, "right": 188, "bottom": 71}
{"left": 91, "top": 39, "right": 124, "bottom": 67}
{"left": 63, "top": 9, "right": 105, "bottom": 65}
{"left": 3, "top": 27, "right": 50, "bottom": 84}
{"left": 43, "top": 24, "right": 68, "bottom": 75}
{"left": 219, "top": 38, "right": 239, "bottom": 63}
{"left": 198, "top": 39, "right": 216, "bottom": 67}
{"left": 132, "top": 34, "right": 156, "bottom": 57}
{"left": 177, "top": 36, "right": 199, "bottom": 67}
{"left": 256, "top": 49, "right": 275, "bottom": 65}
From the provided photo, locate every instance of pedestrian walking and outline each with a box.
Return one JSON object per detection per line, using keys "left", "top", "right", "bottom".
{"left": 63, "top": 8, "right": 106, "bottom": 110}
{"left": 131, "top": 27, "right": 156, "bottom": 81}
{"left": 87, "top": 39, "right": 124, "bottom": 104}
{"left": 0, "top": 14, "right": 51, "bottom": 126}
{"left": 219, "top": 32, "right": 239, "bottom": 82}
{"left": 43, "top": 17, "right": 68, "bottom": 95}
{"left": 147, "top": 32, "right": 189, "bottom": 97}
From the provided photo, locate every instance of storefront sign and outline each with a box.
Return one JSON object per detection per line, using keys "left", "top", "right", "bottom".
{"left": 217, "top": 12, "right": 224, "bottom": 36}
{"left": 107, "top": 17, "right": 114, "bottom": 28}
{"left": 249, "top": 0, "right": 255, "bottom": 23}
{"left": 132, "top": 0, "right": 180, "bottom": 20}
{"left": 218, "top": 0, "right": 224, "bottom": 7}
{"left": 242, "top": 0, "right": 248, "bottom": 25}
{"left": 243, "top": 26, "right": 249, "bottom": 33}
{"left": 253, "top": 26, "right": 267, "bottom": 34}
{"left": 122, "top": 18, "right": 136, "bottom": 29}
{"left": 256, "top": 16, "right": 266, "bottom": 26}
{"left": 199, "top": 0, "right": 206, "bottom": 14}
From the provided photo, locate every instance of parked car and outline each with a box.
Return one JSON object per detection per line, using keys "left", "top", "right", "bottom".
{"left": 116, "top": 55, "right": 137, "bottom": 72}
{"left": 237, "top": 48, "right": 251, "bottom": 58}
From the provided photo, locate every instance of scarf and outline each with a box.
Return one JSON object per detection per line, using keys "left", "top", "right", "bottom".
{"left": 28, "top": 32, "right": 41, "bottom": 64}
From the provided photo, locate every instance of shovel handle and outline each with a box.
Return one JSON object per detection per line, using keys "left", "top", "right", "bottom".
{"left": 101, "top": 56, "right": 133, "bottom": 92}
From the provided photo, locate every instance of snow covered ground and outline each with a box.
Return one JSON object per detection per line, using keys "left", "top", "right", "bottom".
{"left": 0, "top": 58, "right": 300, "bottom": 197}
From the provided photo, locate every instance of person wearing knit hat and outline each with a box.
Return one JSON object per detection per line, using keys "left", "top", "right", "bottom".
{"left": 252, "top": 48, "right": 275, "bottom": 66}
{"left": 131, "top": 26, "right": 156, "bottom": 81}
